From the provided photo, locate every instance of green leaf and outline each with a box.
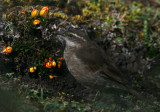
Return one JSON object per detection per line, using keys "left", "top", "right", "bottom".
{"left": 151, "top": 32, "right": 158, "bottom": 38}
{"left": 115, "top": 37, "right": 123, "bottom": 43}
{"left": 118, "top": 23, "right": 124, "bottom": 29}
{"left": 114, "top": 17, "right": 119, "bottom": 21}
{"left": 105, "top": 22, "right": 110, "bottom": 28}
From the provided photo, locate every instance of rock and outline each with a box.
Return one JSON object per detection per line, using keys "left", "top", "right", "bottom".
{"left": 85, "top": 106, "right": 91, "bottom": 111}
{"left": 133, "top": 105, "right": 141, "bottom": 111}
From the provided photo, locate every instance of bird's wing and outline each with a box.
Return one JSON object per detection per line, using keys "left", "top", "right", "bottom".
{"left": 75, "top": 44, "right": 106, "bottom": 72}
{"left": 75, "top": 43, "right": 144, "bottom": 99}
{"left": 75, "top": 43, "right": 124, "bottom": 83}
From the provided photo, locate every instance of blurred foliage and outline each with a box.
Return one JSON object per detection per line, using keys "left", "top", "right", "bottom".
{"left": 20, "top": 87, "right": 159, "bottom": 112}
{"left": 0, "top": 86, "right": 39, "bottom": 112}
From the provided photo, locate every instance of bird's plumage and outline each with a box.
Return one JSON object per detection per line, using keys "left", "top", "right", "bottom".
{"left": 57, "top": 26, "right": 143, "bottom": 99}
{"left": 60, "top": 28, "right": 122, "bottom": 87}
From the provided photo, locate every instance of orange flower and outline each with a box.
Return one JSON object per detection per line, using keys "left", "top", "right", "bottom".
{"left": 52, "top": 61, "right": 56, "bottom": 67}
{"left": 6, "top": 46, "right": 12, "bottom": 53}
{"left": 46, "top": 62, "right": 52, "bottom": 68}
{"left": 33, "top": 19, "right": 40, "bottom": 25}
{"left": 49, "top": 75, "right": 54, "bottom": 79}
{"left": 40, "top": 6, "right": 49, "bottom": 16}
{"left": 2, "top": 46, "right": 12, "bottom": 53}
{"left": 31, "top": 9, "right": 38, "bottom": 18}
{"left": 33, "top": 67, "right": 37, "bottom": 71}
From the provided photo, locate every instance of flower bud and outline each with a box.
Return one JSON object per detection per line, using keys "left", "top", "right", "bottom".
{"left": 60, "top": 57, "right": 64, "bottom": 60}
{"left": 52, "top": 61, "right": 56, "bottom": 67}
{"left": 30, "top": 67, "right": 35, "bottom": 72}
{"left": 46, "top": 62, "right": 52, "bottom": 68}
{"left": 49, "top": 75, "right": 54, "bottom": 79}
{"left": 29, "top": 66, "right": 37, "bottom": 72}
{"left": 45, "top": 59, "right": 48, "bottom": 62}
{"left": 40, "top": 6, "right": 49, "bottom": 16}
{"left": 33, "top": 19, "right": 40, "bottom": 25}
{"left": 31, "top": 9, "right": 38, "bottom": 18}
{"left": 6, "top": 46, "right": 12, "bottom": 53}
{"left": 49, "top": 57, "right": 52, "bottom": 61}
{"left": 33, "top": 67, "right": 37, "bottom": 71}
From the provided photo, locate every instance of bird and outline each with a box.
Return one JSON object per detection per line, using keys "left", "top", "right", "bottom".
{"left": 56, "top": 26, "right": 143, "bottom": 99}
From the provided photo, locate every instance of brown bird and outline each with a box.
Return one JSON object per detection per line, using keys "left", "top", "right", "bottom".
{"left": 57, "top": 26, "right": 142, "bottom": 99}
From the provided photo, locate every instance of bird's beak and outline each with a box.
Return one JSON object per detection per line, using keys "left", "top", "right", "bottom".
{"left": 56, "top": 35, "right": 66, "bottom": 50}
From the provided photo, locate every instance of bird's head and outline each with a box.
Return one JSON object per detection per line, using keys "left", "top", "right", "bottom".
{"left": 56, "top": 35, "right": 66, "bottom": 51}
{"left": 56, "top": 27, "right": 90, "bottom": 49}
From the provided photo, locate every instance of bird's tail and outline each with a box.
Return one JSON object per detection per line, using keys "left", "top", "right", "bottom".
{"left": 100, "top": 72, "right": 144, "bottom": 100}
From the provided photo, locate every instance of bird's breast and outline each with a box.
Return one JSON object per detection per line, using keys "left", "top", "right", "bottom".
{"left": 63, "top": 45, "right": 107, "bottom": 88}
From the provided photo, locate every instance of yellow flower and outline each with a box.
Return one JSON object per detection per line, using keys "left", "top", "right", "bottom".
{"left": 52, "top": 61, "right": 56, "bottom": 67}
{"left": 33, "top": 19, "right": 40, "bottom": 25}
{"left": 46, "top": 62, "right": 52, "bottom": 68}
{"left": 2, "top": 46, "right": 12, "bottom": 53}
{"left": 49, "top": 75, "right": 54, "bottom": 79}
{"left": 29, "top": 66, "right": 37, "bottom": 73}
{"left": 31, "top": 9, "right": 38, "bottom": 18}
{"left": 40, "top": 6, "right": 49, "bottom": 16}
{"left": 2, "top": 48, "right": 7, "bottom": 53}
{"left": 30, "top": 67, "right": 35, "bottom": 73}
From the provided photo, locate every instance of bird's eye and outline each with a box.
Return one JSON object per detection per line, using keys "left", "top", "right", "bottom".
{"left": 67, "top": 32, "right": 86, "bottom": 42}
{"left": 68, "top": 34, "right": 73, "bottom": 38}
